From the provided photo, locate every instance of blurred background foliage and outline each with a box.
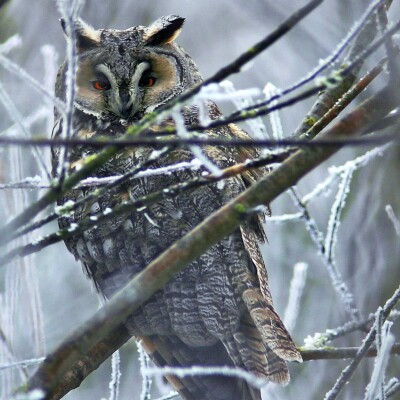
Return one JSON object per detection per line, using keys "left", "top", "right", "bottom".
{"left": 0, "top": 1, "right": 399, "bottom": 399}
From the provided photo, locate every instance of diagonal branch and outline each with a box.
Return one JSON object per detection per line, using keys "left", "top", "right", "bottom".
{"left": 0, "top": 0, "right": 324, "bottom": 241}
{"left": 18, "top": 83, "right": 399, "bottom": 399}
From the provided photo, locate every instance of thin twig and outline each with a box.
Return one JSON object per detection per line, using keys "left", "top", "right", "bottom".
{"left": 155, "top": 0, "right": 325, "bottom": 111}
{"left": 0, "top": 82, "right": 50, "bottom": 181}
{"left": 0, "top": 53, "right": 66, "bottom": 113}
{"left": 55, "top": 0, "right": 79, "bottom": 184}
{"left": 0, "top": 131, "right": 398, "bottom": 150}
{"left": 324, "top": 284, "right": 400, "bottom": 400}
{"left": 290, "top": 188, "right": 361, "bottom": 321}
{"left": 0, "top": 149, "right": 282, "bottom": 259}
{"left": 301, "top": 344, "right": 400, "bottom": 361}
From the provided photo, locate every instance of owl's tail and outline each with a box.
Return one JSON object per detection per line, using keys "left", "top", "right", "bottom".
{"left": 241, "top": 284, "right": 303, "bottom": 368}
{"left": 139, "top": 334, "right": 262, "bottom": 400}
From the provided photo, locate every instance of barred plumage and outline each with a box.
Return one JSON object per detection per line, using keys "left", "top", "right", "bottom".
{"left": 52, "top": 15, "right": 302, "bottom": 400}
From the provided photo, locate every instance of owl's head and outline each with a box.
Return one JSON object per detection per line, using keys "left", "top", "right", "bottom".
{"left": 59, "top": 16, "right": 202, "bottom": 122}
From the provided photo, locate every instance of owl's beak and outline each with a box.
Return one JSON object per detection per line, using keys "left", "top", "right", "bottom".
{"left": 119, "top": 91, "right": 134, "bottom": 119}
{"left": 120, "top": 103, "right": 133, "bottom": 119}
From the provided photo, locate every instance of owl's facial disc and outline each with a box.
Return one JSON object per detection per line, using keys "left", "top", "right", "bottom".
{"left": 88, "top": 61, "right": 157, "bottom": 121}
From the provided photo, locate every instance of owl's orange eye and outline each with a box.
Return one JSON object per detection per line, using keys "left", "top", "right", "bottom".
{"left": 139, "top": 76, "right": 156, "bottom": 87}
{"left": 92, "top": 79, "right": 111, "bottom": 91}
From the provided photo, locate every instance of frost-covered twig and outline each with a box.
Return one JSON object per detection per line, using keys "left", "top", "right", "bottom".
{"left": 143, "top": 366, "right": 268, "bottom": 390}
{"left": 0, "top": 106, "right": 49, "bottom": 139}
{"left": 283, "top": 262, "right": 308, "bottom": 331}
{"left": 377, "top": 3, "right": 400, "bottom": 82}
{"left": 230, "top": 0, "right": 387, "bottom": 123}
{"left": 153, "top": 393, "right": 180, "bottom": 400}
{"left": 138, "top": 342, "right": 152, "bottom": 400}
{"left": 172, "top": 109, "right": 222, "bottom": 175}
{"left": 4, "top": 81, "right": 397, "bottom": 264}
{"left": 0, "top": 357, "right": 45, "bottom": 371}
{"left": 299, "top": 57, "right": 386, "bottom": 141}
{"left": 297, "top": 0, "right": 385, "bottom": 84}
{"left": 108, "top": 351, "right": 121, "bottom": 400}
{"left": 382, "top": 378, "right": 400, "bottom": 399}
{"left": 385, "top": 204, "right": 400, "bottom": 236}
{"left": 290, "top": 188, "right": 361, "bottom": 321}
{"left": 0, "top": 159, "right": 201, "bottom": 190}
{"left": 267, "top": 212, "right": 304, "bottom": 223}
{"left": 1, "top": 156, "right": 267, "bottom": 261}
{"left": 303, "top": 143, "right": 390, "bottom": 204}
{"left": 325, "top": 310, "right": 399, "bottom": 343}
{"left": 0, "top": 177, "right": 46, "bottom": 190}
{"left": 55, "top": 0, "right": 82, "bottom": 182}
{"left": 263, "top": 83, "right": 283, "bottom": 140}
{"left": 0, "top": 53, "right": 65, "bottom": 113}
{"left": 324, "top": 166, "right": 354, "bottom": 266}
{"left": 364, "top": 318, "right": 395, "bottom": 400}
{"left": 40, "top": 44, "right": 59, "bottom": 164}
{"left": 2, "top": 147, "right": 172, "bottom": 246}
{"left": 4, "top": 148, "right": 282, "bottom": 247}
{"left": 0, "top": 34, "right": 22, "bottom": 54}
{"left": 220, "top": 80, "right": 268, "bottom": 140}
{"left": 0, "top": 82, "right": 50, "bottom": 180}
{"left": 340, "top": 17, "right": 400, "bottom": 79}
{"left": 295, "top": 1, "right": 395, "bottom": 137}
{"left": 10, "top": 389, "right": 45, "bottom": 400}
{"left": 324, "top": 284, "right": 400, "bottom": 400}
{"left": 159, "top": 0, "right": 324, "bottom": 111}
{"left": 1, "top": 0, "right": 398, "bottom": 247}
{"left": 0, "top": 77, "right": 47, "bottom": 396}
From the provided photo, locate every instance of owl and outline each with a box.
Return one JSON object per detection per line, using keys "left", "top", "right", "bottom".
{"left": 51, "top": 16, "right": 302, "bottom": 400}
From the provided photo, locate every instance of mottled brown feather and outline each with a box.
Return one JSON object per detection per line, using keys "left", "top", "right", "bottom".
{"left": 53, "top": 16, "right": 302, "bottom": 400}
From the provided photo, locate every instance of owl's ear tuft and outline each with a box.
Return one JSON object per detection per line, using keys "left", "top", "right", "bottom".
{"left": 60, "top": 18, "right": 100, "bottom": 51}
{"left": 145, "top": 15, "right": 185, "bottom": 46}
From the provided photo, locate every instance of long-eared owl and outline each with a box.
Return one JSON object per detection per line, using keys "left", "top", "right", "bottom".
{"left": 51, "top": 15, "right": 302, "bottom": 400}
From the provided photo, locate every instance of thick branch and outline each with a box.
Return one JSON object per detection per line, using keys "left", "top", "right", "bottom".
{"left": 294, "top": 0, "right": 393, "bottom": 137}
{"left": 301, "top": 344, "right": 400, "bottom": 360}
{"left": 22, "top": 333, "right": 400, "bottom": 399}
{"left": 20, "top": 84, "right": 399, "bottom": 399}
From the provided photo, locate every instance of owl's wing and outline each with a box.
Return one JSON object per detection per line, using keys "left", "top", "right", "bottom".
{"left": 240, "top": 225, "right": 303, "bottom": 363}
{"left": 224, "top": 123, "right": 303, "bottom": 365}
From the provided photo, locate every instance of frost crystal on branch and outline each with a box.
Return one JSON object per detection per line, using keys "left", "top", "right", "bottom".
{"left": 364, "top": 319, "right": 395, "bottom": 400}
{"left": 0, "top": 35, "right": 22, "bottom": 55}
{"left": 283, "top": 262, "right": 308, "bottom": 331}
{"left": 385, "top": 204, "right": 400, "bottom": 236}
{"left": 138, "top": 341, "right": 153, "bottom": 400}
{"left": 263, "top": 83, "right": 283, "bottom": 140}
{"left": 220, "top": 80, "right": 268, "bottom": 140}
{"left": 172, "top": 108, "right": 222, "bottom": 175}
{"left": 143, "top": 365, "right": 268, "bottom": 390}
{"left": 109, "top": 351, "right": 121, "bottom": 400}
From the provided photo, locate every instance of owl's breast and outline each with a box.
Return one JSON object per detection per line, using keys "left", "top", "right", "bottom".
{"left": 59, "top": 146, "right": 248, "bottom": 345}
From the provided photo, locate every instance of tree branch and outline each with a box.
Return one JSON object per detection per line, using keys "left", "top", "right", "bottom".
{"left": 301, "top": 344, "right": 400, "bottom": 361}
{"left": 0, "top": 0, "right": 325, "bottom": 241}
{"left": 17, "top": 83, "right": 399, "bottom": 399}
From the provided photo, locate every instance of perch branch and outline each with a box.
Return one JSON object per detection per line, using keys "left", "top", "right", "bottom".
{"left": 18, "top": 84, "right": 399, "bottom": 399}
